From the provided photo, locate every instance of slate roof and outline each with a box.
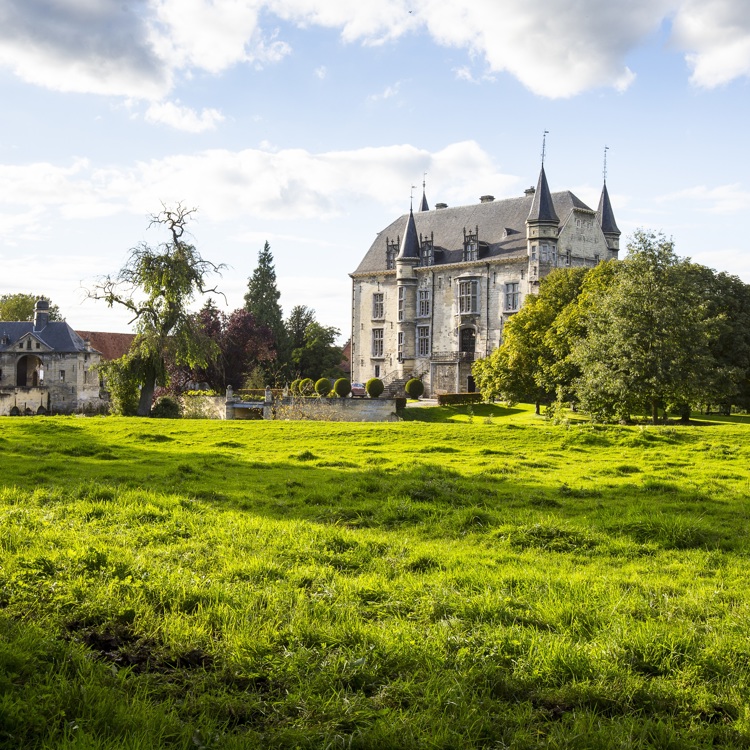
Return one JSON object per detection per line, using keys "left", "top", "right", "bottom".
{"left": 419, "top": 188, "right": 429, "bottom": 212}
{"left": 597, "top": 182, "right": 620, "bottom": 236}
{"left": 527, "top": 165, "right": 559, "bottom": 224}
{"left": 353, "top": 190, "right": 592, "bottom": 275}
{"left": 0, "top": 321, "right": 94, "bottom": 354}
{"left": 397, "top": 208, "right": 420, "bottom": 260}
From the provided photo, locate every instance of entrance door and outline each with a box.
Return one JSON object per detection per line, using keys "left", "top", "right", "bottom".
{"left": 16, "top": 355, "right": 42, "bottom": 387}
{"left": 467, "top": 375, "right": 475, "bottom": 393}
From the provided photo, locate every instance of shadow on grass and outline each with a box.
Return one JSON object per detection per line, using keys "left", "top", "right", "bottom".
{"left": 400, "top": 403, "right": 527, "bottom": 423}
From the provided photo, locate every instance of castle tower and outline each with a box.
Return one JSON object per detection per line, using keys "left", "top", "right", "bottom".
{"left": 395, "top": 206, "right": 419, "bottom": 371}
{"left": 597, "top": 181, "right": 621, "bottom": 256}
{"left": 526, "top": 164, "right": 559, "bottom": 279}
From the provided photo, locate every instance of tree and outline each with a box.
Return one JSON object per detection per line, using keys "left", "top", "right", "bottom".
{"left": 244, "top": 241, "right": 286, "bottom": 357}
{"left": 574, "top": 230, "right": 714, "bottom": 423}
{"left": 0, "top": 293, "right": 62, "bottom": 322}
{"left": 290, "top": 321, "right": 343, "bottom": 379}
{"left": 472, "top": 267, "right": 589, "bottom": 413}
{"left": 89, "top": 204, "right": 224, "bottom": 416}
{"left": 285, "top": 305, "right": 316, "bottom": 351}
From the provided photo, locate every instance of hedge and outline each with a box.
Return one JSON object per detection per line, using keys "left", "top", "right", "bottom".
{"left": 315, "top": 377, "right": 332, "bottom": 397}
{"left": 436, "top": 392, "right": 484, "bottom": 406}
{"left": 366, "top": 378, "right": 384, "bottom": 398}
{"left": 334, "top": 378, "right": 352, "bottom": 397}
{"left": 404, "top": 378, "right": 424, "bottom": 399}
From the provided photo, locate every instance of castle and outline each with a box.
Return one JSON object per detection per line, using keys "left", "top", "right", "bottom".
{"left": 0, "top": 299, "right": 108, "bottom": 415}
{"left": 349, "top": 162, "right": 620, "bottom": 396}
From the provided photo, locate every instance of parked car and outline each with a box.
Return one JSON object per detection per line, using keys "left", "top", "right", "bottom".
{"left": 350, "top": 382, "right": 366, "bottom": 397}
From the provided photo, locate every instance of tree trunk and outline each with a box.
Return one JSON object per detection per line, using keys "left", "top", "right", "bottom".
{"left": 651, "top": 400, "right": 659, "bottom": 425}
{"left": 137, "top": 374, "right": 156, "bottom": 416}
{"left": 535, "top": 401, "right": 540, "bottom": 415}
{"left": 679, "top": 403, "right": 691, "bottom": 424}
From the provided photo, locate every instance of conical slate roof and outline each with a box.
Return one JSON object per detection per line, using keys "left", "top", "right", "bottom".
{"left": 397, "top": 208, "right": 420, "bottom": 260}
{"left": 527, "top": 165, "right": 559, "bottom": 224}
{"left": 419, "top": 187, "right": 429, "bottom": 212}
{"left": 597, "top": 182, "right": 620, "bottom": 236}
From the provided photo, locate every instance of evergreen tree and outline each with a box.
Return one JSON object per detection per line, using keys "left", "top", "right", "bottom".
{"left": 244, "top": 241, "right": 286, "bottom": 356}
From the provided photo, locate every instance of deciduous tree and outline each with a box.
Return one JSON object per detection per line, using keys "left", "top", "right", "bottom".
{"left": 89, "top": 204, "right": 224, "bottom": 416}
{"left": 0, "top": 293, "right": 62, "bottom": 322}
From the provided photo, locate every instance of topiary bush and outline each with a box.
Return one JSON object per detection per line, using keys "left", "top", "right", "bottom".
{"left": 150, "top": 396, "right": 181, "bottom": 418}
{"left": 299, "top": 378, "right": 314, "bottom": 396}
{"left": 366, "top": 378, "right": 384, "bottom": 398}
{"left": 405, "top": 378, "right": 424, "bottom": 399}
{"left": 315, "top": 377, "right": 332, "bottom": 397}
{"left": 290, "top": 379, "right": 301, "bottom": 395}
{"left": 334, "top": 378, "right": 352, "bottom": 397}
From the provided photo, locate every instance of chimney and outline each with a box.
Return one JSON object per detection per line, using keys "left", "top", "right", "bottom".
{"left": 33, "top": 298, "right": 50, "bottom": 331}
{"left": 480, "top": 195, "right": 495, "bottom": 203}
{"left": 524, "top": 187, "right": 536, "bottom": 196}
{"left": 435, "top": 202, "right": 448, "bottom": 210}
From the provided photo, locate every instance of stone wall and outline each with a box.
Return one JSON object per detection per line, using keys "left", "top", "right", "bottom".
{"left": 270, "top": 397, "right": 400, "bottom": 422}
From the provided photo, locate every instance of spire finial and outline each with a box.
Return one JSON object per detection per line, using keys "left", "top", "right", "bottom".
{"left": 541, "top": 130, "right": 549, "bottom": 166}
{"left": 603, "top": 145, "right": 609, "bottom": 183}
{"left": 410, "top": 184, "right": 417, "bottom": 210}
{"left": 423, "top": 171, "right": 427, "bottom": 191}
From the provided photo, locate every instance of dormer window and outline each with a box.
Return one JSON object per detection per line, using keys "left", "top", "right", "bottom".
{"left": 419, "top": 232, "right": 434, "bottom": 267}
{"left": 463, "top": 226, "right": 479, "bottom": 262}
{"left": 26, "top": 339, "right": 32, "bottom": 350}
{"left": 385, "top": 237, "right": 398, "bottom": 270}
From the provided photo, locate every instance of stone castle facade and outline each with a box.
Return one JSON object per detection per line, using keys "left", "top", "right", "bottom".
{"left": 0, "top": 299, "right": 108, "bottom": 415}
{"left": 350, "top": 164, "right": 620, "bottom": 396}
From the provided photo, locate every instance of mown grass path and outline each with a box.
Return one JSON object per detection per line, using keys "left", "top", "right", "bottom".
{"left": 1, "top": 409, "right": 750, "bottom": 748}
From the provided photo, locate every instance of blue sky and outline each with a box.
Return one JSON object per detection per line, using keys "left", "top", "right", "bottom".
{"left": 1, "top": 0, "right": 749, "bottom": 338}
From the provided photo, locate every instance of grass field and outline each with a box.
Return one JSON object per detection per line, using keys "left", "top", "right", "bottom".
{"left": 1, "top": 406, "right": 750, "bottom": 748}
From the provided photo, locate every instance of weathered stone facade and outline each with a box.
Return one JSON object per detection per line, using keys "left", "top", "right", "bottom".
{"left": 350, "top": 166, "right": 620, "bottom": 396}
{"left": 0, "top": 299, "right": 108, "bottom": 415}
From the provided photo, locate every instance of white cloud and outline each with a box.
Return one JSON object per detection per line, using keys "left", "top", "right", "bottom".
{"left": 367, "top": 82, "right": 402, "bottom": 103}
{"left": 0, "top": 141, "right": 515, "bottom": 226}
{"left": 0, "top": 0, "right": 170, "bottom": 99}
{"left": 145, "top": 100, "right": 225, "bottom": 132}
{"left": 314, "top": 65, "right": 327, "bottom": 79}
{"left": 1, "top": 0, "right": 750, "bottom": 102}
{"left": 657, "top": 183, "right": 750, "bottom": 214}
{"left": 672, "top": 0, "right": 750, "bottom": 87}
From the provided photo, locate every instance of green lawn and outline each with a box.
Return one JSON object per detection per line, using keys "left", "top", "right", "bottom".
{"left": 1, "top": 409, "right": 750, "bottom": 748}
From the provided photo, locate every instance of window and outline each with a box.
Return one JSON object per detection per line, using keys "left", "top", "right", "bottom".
{"left": 36, "top": 342, "right": 40, "bottom": 349}
{"left": 463, "top": 227, "right": 479, "bottom": 262}
{"left": 458, "top": 280, "right": 479, "bottom": 314}
{"left": 26, "top": 340, "right": 31, "bottom": 350}
{"left": 504, "top": 282, "right": 520, "bottom": 311}
{"left": 531, "top": 245, "right": 537, "bottom": 261}
{"left": 398, "top": 287, "right": 405, "bottom": 321}
{"left": 564, "top": 250, "right": 571, "bottom": 266}
{"left": 60, "top": 370, "right": 65, "bottom": 382}
{"left": 386, "top": 238, "right": 398, "bottom": 270}
{"left": 418, "top": 289, "right": 431, "bottom": 318}
{"left": 372, "top": 329, "right": 384, "bottom": 358}
{"left": 417, "top": 326, "right": 430, "bottom": 357}
{"left": 397, "top": 331, "right": 404, "bottom": 361}
{"left": 420, "top": 237, "right": 434, "bottom": 266}
{"left": 594, "top": 253, "right": 600, "bottom": 264}
{"left": 372, "top": 292, "right": 384, "bottom": 319}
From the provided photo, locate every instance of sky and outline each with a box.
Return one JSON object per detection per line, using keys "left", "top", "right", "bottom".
{"left": 1, "top": 0, "right": 749, "bottom": 339}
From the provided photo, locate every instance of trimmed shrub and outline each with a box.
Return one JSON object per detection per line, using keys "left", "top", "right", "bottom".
{"left": 299, "top": 378, "right": 314, "bottom": 396}
{"left": 405, "top": 378, "right": 424, "bottom": 399}
{"left": 315, "top": 377, "right": 332, "bottom": 397}
{"left": 366, "top": 378, "right": 384, "bottom": 398}
{"left": 151, "top": 396, "right": 181, "bottom": 418}
{"left": 290, "top": 379, "right": 301, "bottom": 395}
{"left": 334, "top": 378, "right": 352, "bottom": 397}
{"left": 437, "top": 392, "right": 484, "bottom": 406}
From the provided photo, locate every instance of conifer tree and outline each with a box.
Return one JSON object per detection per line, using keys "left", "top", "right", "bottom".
{"left": 244, "top": 241, "right": 286, "bottom": 357}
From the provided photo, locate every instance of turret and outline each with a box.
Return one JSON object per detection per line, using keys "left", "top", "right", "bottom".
{"left": 33, "top": 298, "right": 50, "bottom": 331}
{"left": 395, "top": 207, "right": 419, "bottom": 369}
{"left": 597, "top": 181, "right": 620, "bottom": 256}
{"left": 526, "top": 164, "right": 559, "bottom": 275}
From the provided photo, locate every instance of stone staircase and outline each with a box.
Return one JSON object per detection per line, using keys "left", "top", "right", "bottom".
{"left": 385, "top": 376, "right": 411, "bottom": 398}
